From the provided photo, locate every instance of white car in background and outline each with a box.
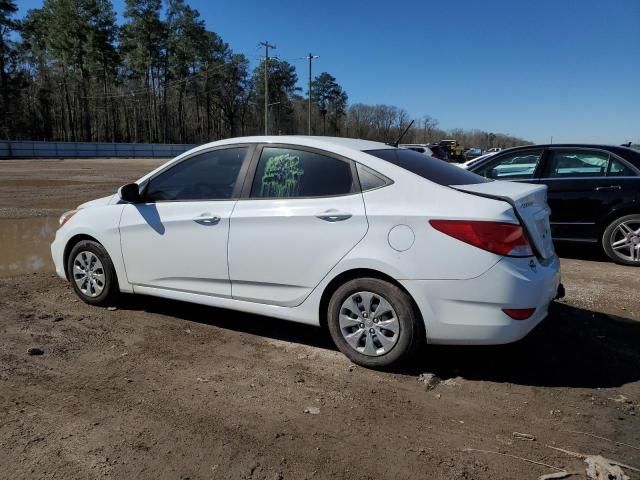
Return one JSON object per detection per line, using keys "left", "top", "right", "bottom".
{"left": 398, "top": 144, "right": 434, "bottom": 156}
{"left": 51, "top": 136, "right": 562, "bottom": 368}
{"left": 457, "top": 151, "right": 498, "bottom": 169}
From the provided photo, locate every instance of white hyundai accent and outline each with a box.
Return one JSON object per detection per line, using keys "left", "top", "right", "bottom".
{"left": 51, "top": 136, "right": 562, "bottom": 368}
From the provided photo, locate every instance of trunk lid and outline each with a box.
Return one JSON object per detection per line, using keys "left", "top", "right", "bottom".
{"left": 454, "top": 181, "right": 556, "bottom": 260}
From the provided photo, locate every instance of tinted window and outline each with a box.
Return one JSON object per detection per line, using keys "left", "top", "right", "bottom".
{"left": 365, "top": 148, "right": 488, "bottom": 186}
{"left": 357, "top": 163, "right": 389, "bottom": 191}
{"left": 543, "top": 150, "right": 609, "bottom": 178}
{"left": 475, "top": 149, "right": 543, "bottom": 180}
{"left": 145, "top": 147, "right": 247, "bottom": 201}
{"left": 608, "top": 157, "right": 636, "bottom": 176}
{"left": 250, "top": 147, "right": 354, "bottom": 198}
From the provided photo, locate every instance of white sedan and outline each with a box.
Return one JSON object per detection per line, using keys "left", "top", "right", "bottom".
{"left": 51, "top": 136, "right": 562, "bottom": 368}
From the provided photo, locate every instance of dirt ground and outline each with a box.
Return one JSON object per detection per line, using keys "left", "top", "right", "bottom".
{"left": 0, "top": 159, "right": 638, "bottom": 480}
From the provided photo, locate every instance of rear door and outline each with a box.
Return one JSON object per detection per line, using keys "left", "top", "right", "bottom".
{"left": 539, "top": 148, "right": 638, "bottom": 242}
{"left": 228, "top": 145, "right": 368, "bottom": 307}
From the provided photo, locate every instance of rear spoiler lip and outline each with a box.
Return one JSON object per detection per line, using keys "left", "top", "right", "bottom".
{"left": 451, "top": 186, "right": 549, "bottom": 263}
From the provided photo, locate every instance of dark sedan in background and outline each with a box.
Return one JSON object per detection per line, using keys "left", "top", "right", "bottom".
{"left": 467, "top": 144, "right": 640, "bottom": 266}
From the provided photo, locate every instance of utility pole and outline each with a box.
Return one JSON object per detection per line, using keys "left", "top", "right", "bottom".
{"left": 307, "top": 53, "right": 319, "bottom": 135}
{"left": 259, "top": 41, "right": 276, "bottom": 135}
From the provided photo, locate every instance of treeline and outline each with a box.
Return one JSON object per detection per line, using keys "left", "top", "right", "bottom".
{"left": 0, "top": 0, "right": 530, "bottom": 148}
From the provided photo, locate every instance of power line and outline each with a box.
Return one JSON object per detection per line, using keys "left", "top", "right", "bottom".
{"left": 259, "top": 41, "right": 276, "bottom": 135}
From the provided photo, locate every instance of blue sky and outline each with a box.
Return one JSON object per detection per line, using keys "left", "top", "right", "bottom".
{"left": 15, "top": 0, "right": 640, "bottom": 144}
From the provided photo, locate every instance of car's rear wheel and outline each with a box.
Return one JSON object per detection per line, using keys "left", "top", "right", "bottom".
{"left": 602, "top": 214, "right": 640, "bottom": 266}
{"left": 327, "top": 278, "right": 423, "bottom": 368}
{"left": 67, "top": 240, "right": 119, "bottom": 305}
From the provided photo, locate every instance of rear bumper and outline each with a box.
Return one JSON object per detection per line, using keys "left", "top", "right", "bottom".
{"left": 401, "top": 255, "right": 561, "bottom": 345}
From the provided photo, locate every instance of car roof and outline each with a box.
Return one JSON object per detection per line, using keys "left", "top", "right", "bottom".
{"left": 502, "top": 143, "right": 633, "bottom": 152}
{"left": 497, "top": 143, "right": 640, "bottom": 166}
{"left": 198, "top": 135, "right": 395, "bottom": 153}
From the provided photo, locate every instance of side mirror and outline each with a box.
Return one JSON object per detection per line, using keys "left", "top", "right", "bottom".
{"left": 118, "top": 183, "right": 142, "bottom": 204}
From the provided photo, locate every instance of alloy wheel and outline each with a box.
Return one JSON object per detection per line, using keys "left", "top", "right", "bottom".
{"left": 609, "top": 220, "right": 640, "bottom": 263}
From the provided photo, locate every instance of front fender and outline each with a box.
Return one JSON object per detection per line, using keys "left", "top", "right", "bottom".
{"left": 53, "top": 204, "right": 132, "bottom": 292}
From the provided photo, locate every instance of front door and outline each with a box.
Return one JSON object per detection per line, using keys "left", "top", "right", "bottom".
{"left": 228, "top": 145, "right": 368, "bottom": 307}
{"left": 471, "top": 148, "right": 545, "bottom": 183}
{"left": 119, "top": 146, "right": 250, "bottom": 296}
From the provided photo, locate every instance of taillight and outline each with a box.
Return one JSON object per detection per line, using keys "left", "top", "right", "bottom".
{"left": 429, "top": 220, "right": 533, "bottom": 257}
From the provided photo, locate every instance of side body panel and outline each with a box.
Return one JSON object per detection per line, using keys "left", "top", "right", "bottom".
{"left": 228, "top": 194, "right": 368, "bottom": 306}
{"left": 119, "top": 201, "right": 236, "bottom": 296}
{"left": 543, "top": 177, "right": 640, "bottom": 242}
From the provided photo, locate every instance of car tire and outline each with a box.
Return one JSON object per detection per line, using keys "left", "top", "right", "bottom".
{"left": 327, "top": 278, "right": 424, "bottom": 369}
{"left": 67, "top": 240, "right": 119, "bottom": 305}
{"left": 602, "top": 214, "right": 640, "bottom": 266}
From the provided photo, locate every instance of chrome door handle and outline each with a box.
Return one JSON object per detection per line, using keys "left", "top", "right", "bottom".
{"left": 193, "top": 215, "right": 220, "bottom": 226}
{"left": 595, "top": 185, "right": 621, "bottom": 191}
{"left": 316, "top": 213, "right": 352, "bottom": 222}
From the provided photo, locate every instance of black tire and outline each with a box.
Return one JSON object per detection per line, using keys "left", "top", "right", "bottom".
{"left": 66, "top": 240, "right": 119, "bottom": 306}
{"left": 602, "top": 214, "right": 640, "bottom": 266}
{"left": 327, "top": 278, "right": 424, "bottom": 369}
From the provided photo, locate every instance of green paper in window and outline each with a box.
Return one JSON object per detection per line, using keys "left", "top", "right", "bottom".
{"left": 260, "top": 153, "right": 305, "bottom": 198}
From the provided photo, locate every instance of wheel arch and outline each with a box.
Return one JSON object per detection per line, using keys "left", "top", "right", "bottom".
{"left": 598, "top": 205, "right": 640, "bottom": 242}
{"left": 62, "top": 234, "right": 102, "bottom": 280}
{"left": 318, "top": 268, "right": 425, "bottom": 336}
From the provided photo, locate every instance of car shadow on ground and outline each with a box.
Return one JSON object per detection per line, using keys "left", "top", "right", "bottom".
{"left": 118, "top": 295, "right": 640, "bottom": 389}
{"left": 555, "top": 242, "right": 609, "bottom": 262}
{"left": 117, "top": 293, "right": 336, "bottom": 351}
{"left": 414, "top": 302, "right": 640, "bottom": 388}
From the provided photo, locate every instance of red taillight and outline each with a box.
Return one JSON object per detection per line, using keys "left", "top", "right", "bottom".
{"left": 502, "top": 308, "right": 536, "bottom": 320}
{"left": 429, "top": 220, "right": 533, "bottom": 257}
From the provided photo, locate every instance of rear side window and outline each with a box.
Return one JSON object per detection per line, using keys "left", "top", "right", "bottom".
{"left": 543, "top": 150, "right": 609, "bottom": 178}
{"left": 250, "top": 147, "right": 354, "bottom": 198}
{"left": 145, "top": 147, "right": 247, "bottom": 201}
{"left": 542, "top": 150, "right": 637, "bottom": 178}
{"left": 357, "top": 163, "right": 390, "bottom": 191}
{"left": 608, "top": 158, "right": 636, "bottom": 176}
{"left": 365, "top": 148, "right": 488, "bottom": 186}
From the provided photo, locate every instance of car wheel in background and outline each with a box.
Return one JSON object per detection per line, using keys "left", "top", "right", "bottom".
{"left": 67, "top": 240, "right": 119, "bottom": 305}
{"left": 327, "top": 278, "right": 423, "bottom": 368}
{"left": 602, "top": 214, "right": 640, "bottom": 266}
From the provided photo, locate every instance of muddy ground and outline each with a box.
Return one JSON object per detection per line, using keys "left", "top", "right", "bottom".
{"left": 0, "top": 159, "right": 638, "bottom": 480}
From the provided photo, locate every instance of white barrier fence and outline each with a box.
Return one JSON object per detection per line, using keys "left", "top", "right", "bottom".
{"left": 0, "top": 141, "right": 198, "bottom": 159}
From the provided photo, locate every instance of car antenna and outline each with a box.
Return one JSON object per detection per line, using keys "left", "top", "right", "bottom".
{"left": 388, "top": 120, "right": 415, "bottom": 147}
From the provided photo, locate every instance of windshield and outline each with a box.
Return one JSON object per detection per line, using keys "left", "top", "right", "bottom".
{"left": 364, "top": 148, "right": 489, "bottom": 186}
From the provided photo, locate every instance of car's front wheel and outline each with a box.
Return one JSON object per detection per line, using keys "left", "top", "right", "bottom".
{"left": 602, "top": 214, "right": 640, "bottom": 266}
{"left": 327, "top": 278, "right": 423, "bottom": 368}
{"left": 67, "top": 240, "right": 119, "bottom": 305}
